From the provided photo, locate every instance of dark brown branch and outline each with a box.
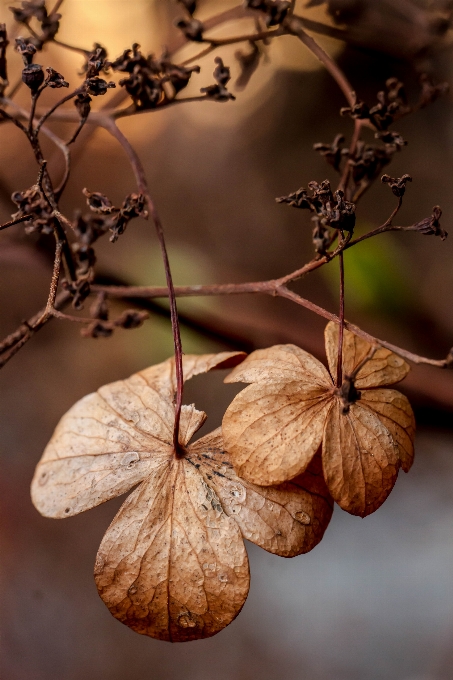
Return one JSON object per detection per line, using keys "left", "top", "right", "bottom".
{"left": 0, "top": 214, "right": 33, "bottom": 231}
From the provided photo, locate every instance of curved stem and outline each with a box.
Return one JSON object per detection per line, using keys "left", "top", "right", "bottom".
{"left": 100, "top": 118, "right": 184, "bottom": 453}
{"left": 336, "top": 250, "right": 345, "bottom": 386}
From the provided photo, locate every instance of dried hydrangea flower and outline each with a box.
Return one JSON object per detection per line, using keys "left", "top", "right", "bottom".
{"left": 31, "top": 353, "right": 333, "bottom": 641}
{"left": 222, "top": 323, "right": 415, "bottom": 517}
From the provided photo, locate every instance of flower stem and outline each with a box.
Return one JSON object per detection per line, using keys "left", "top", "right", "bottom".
{"left": 336, "top": 249, "right": 345, "bottom": 387}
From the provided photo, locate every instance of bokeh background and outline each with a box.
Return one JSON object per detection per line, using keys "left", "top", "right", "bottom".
{"left": 1, "top": 1, "right": 453, "bottom": 679}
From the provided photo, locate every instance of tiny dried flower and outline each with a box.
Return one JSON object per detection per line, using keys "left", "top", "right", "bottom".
{"left": 45, "top": 66, "right": 68, "bottom": 89}
{"left": 381, "top": 173, "right": 412, "bottom": 197}
{"left": 406, "top": 206, "right": 447, "bottom": 240}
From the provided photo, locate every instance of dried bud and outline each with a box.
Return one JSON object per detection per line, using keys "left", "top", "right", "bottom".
{"left": 374, "top": 130, "right": 406, "bottom": 150}
{"left": 83, "top": 188, "right": 118, "bottom": 214}
{"left": 15, "top": 36, "right": 36, "bottom": 65}
{"left": 11, "top": 184, "right": 53, "bottom": 234}
{"left": 213, "top": 57, "right": 231, "bottom": 86}
{"left": 85, "top": 77, "right": 115, "bottom": 96}
{"left": 22, "top": 63, "right": 44, "bottom": 91}
{"left": 114, "top": 309, "right": 149, "bottom": 329}
{"left": 45, "top": 66, "right": 68, "bottom": 88}
{"left": 381, "top": 173, "right": 412, "bottom": 197}
{"left": 340, "top": 100, "right": 370, "bottom": 120}
{"left": 276, "top": 187, "right": 313, "bottom": 210}
{"left": 406, "top": 206, "right": 447, "bottom": 241}
{"left": 109, "top": 193, "right": 147, "bottom": 243}
{"left": 308, "top": 179, "right": 334, "bottom": 206}
{"left": 85, "top": 43, "right": 109, "bottom": 78}
{"left": 313, "top": 134, "right": 345, "bottom": 172}
{"left": 74, "top": 92, "right": 92, "bottom": 118}
{"left": 329, "top": 189, "right": 356, "bottom": 233}
{"left": 175, "top": 17, "right": 203, "bottom": 41}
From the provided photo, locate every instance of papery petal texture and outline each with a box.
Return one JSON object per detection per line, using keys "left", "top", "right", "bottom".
{"left": 222, "top": 381, "right": 332, "bottom": 485}
{"left": 324, "top": 322, "right": 410, "bottom": 387}
{"left": 322, "top": 399, "right": 400, "bottom": 517}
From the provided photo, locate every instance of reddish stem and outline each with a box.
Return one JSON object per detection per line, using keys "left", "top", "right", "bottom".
{"left": 336, "top": 249, "right": 345, "bottom": 387}
{"left": 101, "top": 119, "right": 184, "bottom": 453}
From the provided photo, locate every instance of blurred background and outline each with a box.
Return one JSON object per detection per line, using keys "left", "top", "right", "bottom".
{"left": 1, "top": 1, "right": 453, "bottom": 678}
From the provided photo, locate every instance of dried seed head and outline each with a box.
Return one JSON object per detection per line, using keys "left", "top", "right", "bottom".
{"left": 45, "top": 66, "right": 68, "bottom": 88}
{"left": 85, "top": 77, "right": 115, "bottom": 96}
{"left": 22, "top": 62, "right": 44, "bottom": 91}
{"left": 381, "top": 173, "right": 412, "bottom": 197}
{"left": 313, "top": 134, "right": 346, "bottom": 172}
{"left": 15, "top": 36, "right": 36, "bottom": 65}
{"left": 406, "top": 206, "right": 447, "bottom": 240}
{"left": 74, "top": 92, "right": 92, "bottom": 118}
{"left": 83, "top": 189, "right": 118, "bottom": 214}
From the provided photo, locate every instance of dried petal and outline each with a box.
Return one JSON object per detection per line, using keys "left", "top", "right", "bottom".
{"left": 94, "top": 453, "right": 250, "bottom": 641}
{"left": 32, "top": 352, "right": 245, "bottom": 518}
{"left": 324, "top": 322, "right": 410, "bottom": 388}
{"left": 222, "top": 381, "right": 332, "bottom": 485}
{"left": 189, "top": 430, "right": 333, "bottom": 556}
{"left": 360, "top": 389, "right": 415, "bottom": 472}
{"left": 224, "top": 344, "right": 332, "bottom": 389}
{"left": 322, "top": 400, "right": 399, "bottom": 517}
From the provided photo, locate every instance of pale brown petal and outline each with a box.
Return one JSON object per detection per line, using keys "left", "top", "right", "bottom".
{"left": 178, "top": 404, "right": 207, "bottom": 446}
{"left": 137, "top": 351, "right": 247, "bottom": 403}
{"left": 31, "top": 392, "right": 171, "bottom": 518}
{"left": 32, "top": 353, "right": 244, "bottom": 519}
{"left": 222, "top": 381, "right": 332, "bottom": 486}
{"left": 224, "top": 344, "right": 332, "bottom": 388}
{"left": 322, "top": 399, "right": 399, "bottom": 517}
{"left": 360, "top": 389, "right": 415, "bottom": 472}
{"left": 324, "top": 321, "right": 410, "bottom": 387}
{"left": 188, "top": 429, "right": 333, "bottom": 557}
{"left": 95, "top": 458, "right": 250, "bottom": 642}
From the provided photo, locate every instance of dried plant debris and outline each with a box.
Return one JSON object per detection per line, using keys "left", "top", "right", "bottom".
{"left": 222, "top": 323, "right": 415, "bottom": 517}
{"left": 31, "top": 352, "right": 333, "bottom": 641}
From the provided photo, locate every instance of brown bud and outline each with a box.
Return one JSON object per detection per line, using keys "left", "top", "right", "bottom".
{"left": 22, "top": 63, "right": 44, "bottom": 92}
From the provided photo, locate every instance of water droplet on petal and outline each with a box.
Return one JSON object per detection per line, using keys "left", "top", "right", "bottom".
{"left": 294, "top": 510, "right": 311, "bottom": 525}
{"left": 178, "top": 614, "right": 197, "bottom": 628}
{"left": 122, "top": 452, "right": 140, "bottom": 468}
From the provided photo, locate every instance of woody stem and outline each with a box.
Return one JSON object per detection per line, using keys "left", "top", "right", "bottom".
{"left": 336, "top": 248, "right": 345, "bottom": 387}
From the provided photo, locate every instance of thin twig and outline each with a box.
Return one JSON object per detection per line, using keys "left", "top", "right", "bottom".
{"left": 0, "top": 214, "right": 33, "bottom": 231}
{"left": 284, "top": 15, "right": 356, "bottom": 107}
